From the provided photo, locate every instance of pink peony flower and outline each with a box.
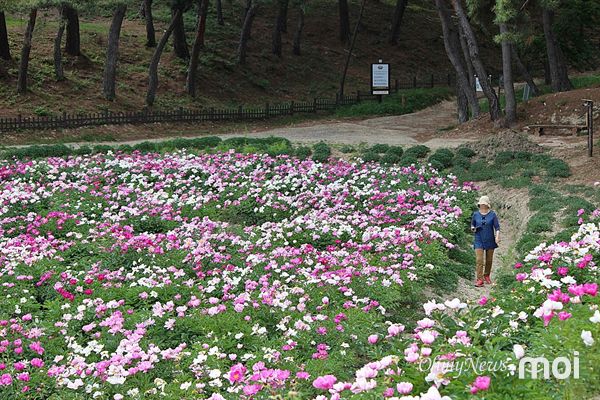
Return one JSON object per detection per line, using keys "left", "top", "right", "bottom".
{"left": 397, "top": 382, "right": 413, "bottom": 394}
{"left": 368, "top": 334, "right": 378, "bottom": 344}
{"left": 313, "top": 375, "right": 337, "bottom": 390}
{"left": 478, "top": 296, "right": 488, "bottom": 306}
{"left": 228, "top": 363, "right": 247, "bottom": 384}
{"left": 0, "top": 373, "right": 12, "bottom": 386}
{"left": 470, "top": 375, "right": 491, "bottom": 394}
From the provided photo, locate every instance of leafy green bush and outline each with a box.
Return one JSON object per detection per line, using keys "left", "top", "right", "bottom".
{"left": 380, "top": 152, "right": 400, "bottom": 165}
{"left": 312, "top": 142, "right": 332, "bottom": 163}
{"left": 361, "top": 151, "right": 380, "bottom": 163}
{"left": 404, "top": 145, "right": 430, "bottom": 159}
{"left": 370, "top": 144, "right": 390, "bottom": 154}
{"left": 453, "top": 154, "right": 471, "bottom": 169}
{"left": 295, "top": 146, "right": 312, "bottom": 160}
{"left": 339, "top": 145, "right": 355, "bottom": 154}
{"left": 399, "top": 154, "right": 418, "bottom": 166}
{"left": 428, "top": 148, "right": 454, "bottom": 169}
{"left": 456, "top": 147, "right": 476, "bottom": 158}
{"left": 386, "top": 146, "right": 404, "bottom": 157}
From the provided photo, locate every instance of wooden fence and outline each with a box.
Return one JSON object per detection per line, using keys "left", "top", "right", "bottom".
{"left": 0, "top": 73, "right": 453, "bottom": 132}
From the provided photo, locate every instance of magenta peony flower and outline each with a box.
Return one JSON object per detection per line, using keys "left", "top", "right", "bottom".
{"left": 470, "top": 375, "right": 491, "bottom": 394}
{"left": 228, "top": 363, "right": 247, "bottom": 384}
{"left": 368, "top": 334, "right": 378, "bottom": 344}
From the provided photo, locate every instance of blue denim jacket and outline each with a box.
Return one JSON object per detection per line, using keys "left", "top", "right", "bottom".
{"left": 471, "top": 210, "right": 500, "bottom": 249}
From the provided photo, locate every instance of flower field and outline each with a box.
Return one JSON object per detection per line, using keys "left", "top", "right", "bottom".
{"left": 0, "top": 148, "right": 598, "bottom": 399}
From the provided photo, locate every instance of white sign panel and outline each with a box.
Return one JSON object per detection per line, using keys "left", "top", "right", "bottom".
{"left": 371, "top": 63, "right": 390, "bottom": 95}
{"left": 475, "top": 77, "right": 483, "bottom": 92}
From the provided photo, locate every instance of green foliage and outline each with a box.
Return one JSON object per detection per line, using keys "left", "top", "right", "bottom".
{"left": 370, "top": 144, "right": 390, "bottom": 154}
{"left": 380, "top": 152, "right": 400, "bottom": 165}
{"left": 361, "top": 151, "right": 380, "bottom": 163}
{"left": 546, "top": 158, "right": 571, "bottom": 178}
{"left": 312, "top": 142, "right": 331, "bottom": 163}
{"left": 404, "top": 145, "right": 430, "bottom": 159}
{"left": 456, "top": 147, "right": 476, "bottom": 158}
{"left": 335, "top": 88, "right": 453, "bottom": 118}
{"left": 427, "top": 148, "right": 454, "bottom": 170}
{"left": 294, "top": 146, "right": 312, "bottom": 160}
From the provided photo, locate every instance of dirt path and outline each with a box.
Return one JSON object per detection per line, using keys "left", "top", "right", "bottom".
{"left": 452, "top": 182, "right": 532, "bottom": 302}
{"left": 235, "top": 100, "right": 475, "bottom": 148}
{"left": 4, "top": 100, "right": 479, "bottom": 150}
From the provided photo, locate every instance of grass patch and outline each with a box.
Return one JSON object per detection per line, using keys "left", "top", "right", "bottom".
{"left": 335, "top": 87, "right": 452, "bottom": 118}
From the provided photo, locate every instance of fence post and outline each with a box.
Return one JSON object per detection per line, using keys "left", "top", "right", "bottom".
{"left": 238, "top": 105, "right": 243, "bottom": 120}
{"left": 431, "top": 74, "right": 434, "bottom": 88}
{"left": 265, "top": 102, "right": 270, "bottom": 118}
{"left": 313, "top": 98, "right": 317, "bottom": 113}
{"left": 357, "top": 90, "right": 361, "bottom": 103}
{"left": 395, "top": 79, "right": 399, "bottom": 92}
{"left": 585, "top": 99, "right": 594, "bottom": 157}
{"left": 289, "top": 101, "right": 295, "bottom": 116}
{"left": 413, "top": 77, "right": 417, "bottom": 88}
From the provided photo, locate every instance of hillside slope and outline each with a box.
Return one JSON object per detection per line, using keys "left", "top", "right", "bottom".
{"left": 0, "top": 0, "right": 501, "bottom": 118}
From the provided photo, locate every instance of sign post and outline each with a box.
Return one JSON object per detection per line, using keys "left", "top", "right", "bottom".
{"left": 371, "top": 59, "right": 390, "bottom": 103}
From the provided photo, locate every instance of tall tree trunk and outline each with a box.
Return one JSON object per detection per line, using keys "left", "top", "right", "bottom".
{"left": 450, "top": 0, "right": 500, "bottom": 121}
{"left": 17, "top": 9, "right": 37, "bottom": 94}
{"left": 389, "top": 0, "right": 408, "bottom": 45}
{"left": 542, "top": 7, "right": 572, "bottom": 92}
{"left": 64, "top": 5, "right": 80, "bottom": 56}
{"left": 458, "top": 24, "right": 475, "bottom": 88}
{"left": 0, "top": 11, "right": 11, "bottom": 61}
{"left": 338, "top": 0, "right": 350, "bottom": 42}
{"left": 102, "top": 4, "right": 127, "bottom": 101}
{"left": 237, "top": 2, "right": 257, "bottom": 64}
{"left": 435, "top": 0, "right": 479, "bottom": 119}
{"left": 272, "top": 0, "right": 288, "bottom": 57}
{"left": 339, "top": 0, "right": 366, "bottom": 96}
{"left": 499, "top": 23, "right": 516, "bottom": 126}
{"left": 292, "top": 6, "right": 305, "bottom": 56}
{"left": 144, "top": 0, "right": 157, "bottom": 47}
{"left": 147, "top": 10, "right": 181, "bottom": 106}
{"left": 186, "top": 0, "right": 209, "bottom": 97}
{"left": 172, "top": 6, "right": 190, "bottom": 59}
{"left": 511, "top": 45, "right": 538, "bottom": 97}
{"left": 54, "top": 7, "right": 66, "bottom": 82}
{"left": 216, "top": 0, "right": 224, "bottom": 25}
{"left": 280, "top": 0, "right": 289, "bottom": 33}
{"left": 457, "top": 82, "right": 469, "bottom": 123}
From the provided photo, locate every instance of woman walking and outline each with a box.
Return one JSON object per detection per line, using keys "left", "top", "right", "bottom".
{"left": 471, "top": 195, "right": 500, "bottom": 287}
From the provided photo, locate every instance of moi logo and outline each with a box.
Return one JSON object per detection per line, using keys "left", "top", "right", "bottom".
{"left": 518, "top": 352, "right": 579, "bottom": 380}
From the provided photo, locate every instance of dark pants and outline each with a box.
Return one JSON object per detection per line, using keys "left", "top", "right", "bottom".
{"left": 475, "top": 248, "right": 494, "bottom": 280}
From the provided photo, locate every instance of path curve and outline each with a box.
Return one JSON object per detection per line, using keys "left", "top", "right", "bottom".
{"left": 7, "top": 100, "right": 477, "bottom": 150}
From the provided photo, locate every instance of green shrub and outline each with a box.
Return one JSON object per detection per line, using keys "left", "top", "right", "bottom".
{"left": 399, "top": 154, "right": 418, "bottom": 166}
{"left": 495, "top": 151, "right": 515, "bottom": 165}
{"left": 312, "top": 142, "right": 331, "bottom": 163}
{"left": 266, "top": 141, "right": 293, "bottom": 156}
{"left": 380, "top": 152, "right": 400, "bottom": 165}
{"left": 453, "top": 155, "right": 471, "bottom": 169}
{"left": 456, "top": 147, "right": 476, "bottom": 158}
{"left": 339, "top": 145, "right": 355, "bottom": 154}
{"left": 361, "top": 151, "right": 380, "bottom": 163}
{"left": 428, "top": 148, "right": 454, "bottom": 169}
{"left": 295, "top": 146, "right": 312, "bottom": 160}
{"left": 370, "top": 144, "right": 390, "bottom": 154}
{"left": 546, "top": 158, "right": 571, "bottom": 177}
{"left": 404, "top": 145, "right": 430, "bottom": 159}
{"left": 386, "top": 146, "right": 404, "bottom": 157}
{"left": 133, "top": 141, "right": 158, "bottom": 152}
